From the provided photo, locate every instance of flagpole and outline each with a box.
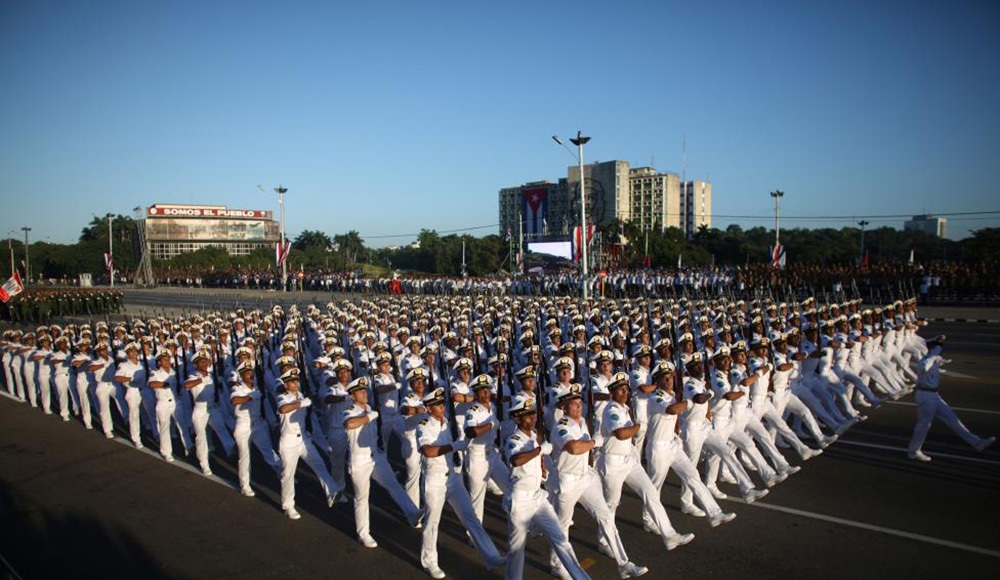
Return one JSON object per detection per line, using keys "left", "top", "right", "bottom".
{"left": 106, "top": 213, "right": 115, "bottom": 288}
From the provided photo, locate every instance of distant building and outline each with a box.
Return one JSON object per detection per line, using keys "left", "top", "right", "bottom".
{"left": 904, "top": 214, "right": 947, "bottom": 238}
{"left": 498, "top": 160, "right": 711, "bottom": 241}
{"left": 144, "top": 204, "right": 280, "bottom": 260}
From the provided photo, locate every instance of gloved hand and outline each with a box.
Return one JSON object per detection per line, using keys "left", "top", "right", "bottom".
{"left": 299, "top": 397, "right": 312, "bottom": 408}
{"left": 540, "top": 441, "right": 553, "bottom": 456}
{"left": 367, "top": 410, "right": 380, "bottom": 422}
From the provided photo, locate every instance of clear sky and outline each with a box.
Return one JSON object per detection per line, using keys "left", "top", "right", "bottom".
{"left": 2, "top": 0, "right": 998, "bottom": 247}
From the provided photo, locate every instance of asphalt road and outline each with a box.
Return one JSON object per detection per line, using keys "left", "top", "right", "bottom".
{"left": 2, "top": 313, "right": 998, "bottom": 579}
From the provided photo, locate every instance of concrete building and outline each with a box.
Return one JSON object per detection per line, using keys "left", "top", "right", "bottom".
{"left": 499, "top": 160, "right": 711, "bottom": 241}
{"left": 144, "top": 204, "right": 280, "bottom": 260}
{"left": 904, "top": 214, "right": 947, "bottom": 238}
{"left": 681, "top": 180, "right": 713, "bottom": 236}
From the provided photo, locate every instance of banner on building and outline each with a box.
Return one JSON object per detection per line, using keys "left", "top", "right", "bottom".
{"left": 521, "top": 187, "right": 548, "bottom": 236}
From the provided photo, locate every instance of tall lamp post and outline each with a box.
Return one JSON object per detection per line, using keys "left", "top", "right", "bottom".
{"left": 259, "top": 184, "right": 288, "bottom": 292}
{"left": 106, "top": 213, "right": 115, "bottom": 288}
{"left": 553, "top": 131, "right": 592, "bottom": 300}
{"left": 7, "top": 231, "right": 15, "bottom": 277}
{"left": 21, "top": 226, "right": 31, "bottom": 284}
{"left": 769, "top": 190, "right": 784, "bottom": 248}
{"left": 858, "top": 220, "right": 869, "bottom": 263}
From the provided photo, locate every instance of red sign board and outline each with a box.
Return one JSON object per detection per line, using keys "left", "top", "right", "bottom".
{"left": 148, "top": 205, "right": 269, "bottom": 219}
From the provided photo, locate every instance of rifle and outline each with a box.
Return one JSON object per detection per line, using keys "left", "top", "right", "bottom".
{"left": 440, "top": 353, "right": 462, "bottom": 469}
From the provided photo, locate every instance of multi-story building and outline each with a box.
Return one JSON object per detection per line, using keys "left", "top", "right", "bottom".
{"left": 904, "top": 214, "right": 947, "bottom": 238}
{"left": 144, "top": 204, "right": 281, "bottom": 260}
{"left": 498, "top": 160, "right": 711, "bottom": 240}
{"left": 681, "top": 180, "right": 713, "bottom": 236}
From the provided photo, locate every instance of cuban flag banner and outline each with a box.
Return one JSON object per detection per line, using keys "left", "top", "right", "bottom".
{"left": 770, "top": 244, "right": 786, "bottom": 269}
{"left": 522, "top": 187, "right": 548, "bottom": 236}
{"left": 571, "top": 225, "right": 595, "bottom": 262}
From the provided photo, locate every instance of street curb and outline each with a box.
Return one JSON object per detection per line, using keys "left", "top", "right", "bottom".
{"left": 925, "top": 318, "right": 1000, "bottom": 324}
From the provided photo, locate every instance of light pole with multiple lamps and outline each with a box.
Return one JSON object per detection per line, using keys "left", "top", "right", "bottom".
{"left": 769, "top": 190, "right": 784, "bottom": 247}
{"left": 858, "top": 220, "right": 869, "bottom": 264}
{"left": 106, "top": 213, "right": 115, "bottom": 288}
{"left": 552, "top": 131, "right": 592, "bottom": 300}
{"left": 21, "top": 226, "right": 31, "bottom": 284}
{"left": 259, "top": 184, "right": 289, "bottom": 292}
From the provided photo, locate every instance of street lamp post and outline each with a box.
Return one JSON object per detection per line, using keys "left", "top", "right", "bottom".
{"left": 21, "top": 226, "right": 31, "bottom": 284}
{"left": 858, "top": 220, "right": 869, "bottom": 263}
{"left": 259, "top": 184, "right": 289, "bottom": 292}
{"left": 553, "top": 131, "right": 592, "bottom": 300}
{"left": 769, "top": 190, "right": 784, "bottom": 247}
{"left": 106, "top": 213, "right": 115, "bottom": 288}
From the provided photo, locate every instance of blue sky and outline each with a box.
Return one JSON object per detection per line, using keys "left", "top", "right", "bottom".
{"left": 2, "top": 0, "right": 998, "bottom": 248}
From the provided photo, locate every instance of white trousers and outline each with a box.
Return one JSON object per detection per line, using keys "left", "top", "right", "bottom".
{"left": 234, "top": 419, "right": 281, "bottom": 490}
{"left": 37, "top": 372, "right": 52, "bottom": 413}
{"left": 753, "top": 394, "right": 814, "bottom": 457}
{"left": 326, "top": 427, "right": 348, "bottom": 491}
{"left": 645, "top": 437, "right": 723, "bottom": 519}
{"left": 507, "top": 490, "right": 590, "bottom": 580}
{"left": 681, "top": 425, "right": 756, "bottom": 504}
{"left": 191, "top": 404, "right": 235, "bottom": 470}
{"left": 280, "top": 433, "right": 338, "bottom": 511}
{"left": 349, "top": 452, "right": 420, "bottom": 539}
{"left": 53, "top": 374, "right": 71, "bottom": 419}
{"left": 549, "top": 467, "right": 630, "bottom": 570}
{"left": 402, "top": 431, "right": 423, "bottom": 507}
{"left": 908, "top": 390, "right": 982, "bottom": 453}
{"left": 599, "top": 452, "right": 677, "bottom": 539}
{"left": 421, "top": 470, "right": 501, "bottom": 571}
{"left": 124, "top": 387, "right": 144, "bottom": 444}
{"left": 466, "top": 450, "right": 511, "bottom": 523}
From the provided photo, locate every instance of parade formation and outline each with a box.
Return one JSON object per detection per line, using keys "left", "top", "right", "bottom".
{"left": 1, "top": 291, "right": 995, "bottom": 579}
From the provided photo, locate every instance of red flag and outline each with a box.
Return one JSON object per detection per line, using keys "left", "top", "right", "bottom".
{"left": 0, "top": 270, "right": 24, "bottom": 303}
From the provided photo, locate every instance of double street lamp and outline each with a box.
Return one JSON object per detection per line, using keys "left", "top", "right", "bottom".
{"left": 259, "top": 184, "right": 289, "bottom": 292}
{"left": 769, "top": 190, "right": 784, "bottom": 247}
{"left": 21, "top": 226, "right": 31, "bottom": 283}
{"left": 553, "top": 131, "right": 591, "bottom": 300}
{"left": 858, "top": 220, "right": 870, "bottom": 263}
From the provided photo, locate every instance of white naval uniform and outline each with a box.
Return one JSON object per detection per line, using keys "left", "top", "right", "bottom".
{"left": 33, "top": 347, "right": 53, "bottom": 413}
{"left": 908, "top": 347, "right": 989, "bottom": 454}
{"left": 277, "top": 390, "right": 340, "bottom": 511}
{"left": 629, "top": 365, "right": 652, "bottom": 454}
{"left": 548, "top": 415, "right": 632, "bottom": 574}
{"left": 344, "top": 401, "right": 420, "bottom": 541}
{"left": 231, "top": 379, "right": 281, "bottom": 491}
{"left": 90, "top": 355, "right": 121, "bottom": 437}
{"left": 72, "top": 352, "right": 94, "bottom": 429}
{"left": 505, "top": 427, "right": 590, "bottom": 580}
{"left": 417, "top": 414, "right": 502, "bottom": 573}
{"left": 463, "top": 400, "right": 511, "bottom": 523}
{"left": 322, "top": 381, "right": 350, "bottom": 492}
{"left": 679, "top": 376, "right": 759, "bottom": 504}
{"left": 400, "top": 391, "right": 426, "bottom": 506}
{"left": 148, "top": 367, "right": 190, "bottom": 460}
{"left": 374, "top": 371, "right": 405, "bottom": 451}
{"left": 185, "top": 370, "right": 235, "bottom": 472}
{"left": 598, "top": 400, "right": 682, "bottom": 544}
{"left": 116, "top": 359, "right": 147, "bottom": 445}
{"left": 48, "top": 349, "right": 72, "bottom": 420}
{"left": 643, "top": 388, "right": 727, "bottom": 522}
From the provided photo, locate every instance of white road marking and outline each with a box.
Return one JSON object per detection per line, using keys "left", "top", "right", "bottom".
{"left": 886, "top": 400, "right": 1000, "bottom": 416}
{"left": 944, "top": 371, "right": 977, "bottom": 379}
{"left": 731, "top": 499, "right": 1000, "bottom": 559}
{"left": 834, "top": 439, "right": 1000, "bottom": 465}
{"left": 0, "top": 552, "right": 25, "bottom": 580}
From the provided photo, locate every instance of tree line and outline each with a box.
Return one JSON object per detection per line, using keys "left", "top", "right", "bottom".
{"left": 7, "top": 214, "right": 997, "bottom": 283}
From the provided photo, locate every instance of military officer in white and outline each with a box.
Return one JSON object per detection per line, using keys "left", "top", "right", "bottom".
{"left": 48, "top": 336, "right": 73, "bottom": 421}
{"left": 147, "top": 351, "right": 185, "bottom": 462}
{"left": 417, "top": 387, "right": 505, "bottom": 579}
{"left": 276, "top": 368, "right": 342, "bottom": 520}
{"left": 548, "top": 383, "right": 648, "bottom": 580}
{"left": 31, "top": 335, "right": 54, "bottom": 414}
{"left": 322, "top": 358, "right": 353, "bottom": 494}
{"left": 230, "top": 360, "right": 282, "bottom": 496}
{"left": 599, "top": 372, "right": 695, "bottom": 552}
{"left": 643, "top": 361, "right": 736, "bottom": 526}
{"left": 113, "top": 343, "right": 147, "bottom": 448}
{"left": 87, "top": 342, "right": 120, "bottom": 439}
{"left": 183, "top": 349, "right": 235, "bottom": 475}
{"left": 907, "top": 336, "right": 995, "bottom": 461}
{"left": 463, "top": 373, "right": 511, "bottom": 524}
{"left": 401, "top": 367, "right": 430, "bottom": 507}
{"left": 505, "top": 395, "right": 592, "bottom": 580}
{"left": 343, "top": 375, "right": 424, "bottom": 548}
{"left": 372, "top": 352, "right": 406, "bottom": 452}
